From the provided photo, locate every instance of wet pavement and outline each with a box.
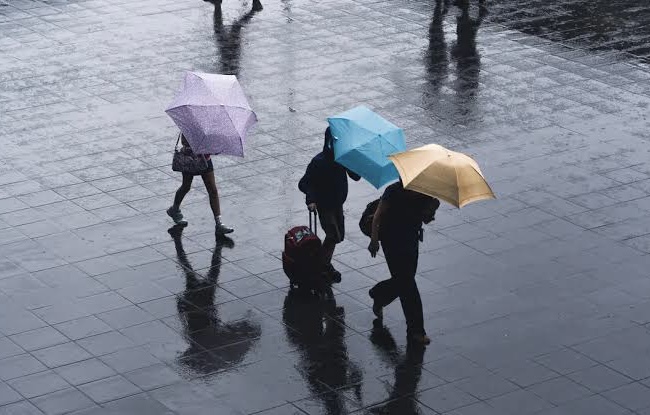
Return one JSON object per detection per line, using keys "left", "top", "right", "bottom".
{"left": 1, "top": 0, "right": 650, "bottom": 414}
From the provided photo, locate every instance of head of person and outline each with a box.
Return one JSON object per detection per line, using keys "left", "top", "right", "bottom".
{"left": 421, "top": 197, "right": 441, "bottom": 224}
{"left": 323, "top": 127, "right": 335, "bottom": 159}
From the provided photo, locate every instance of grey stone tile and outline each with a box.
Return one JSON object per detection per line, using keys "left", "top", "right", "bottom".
{"left": 492, "top": 360, "right": 561, "bottom": 388}
{"left": 96, "top": 306, "right": 155, "bottom": 330}
{"left": 602, "top": 382, "right": 650, "bottom": 411}
{"left": 101, "top": 393, "right": 177, "bottom": 415}
{"left": 534, "top": 348, "right": 598, "bottom": 375}
{"left": 567, "top": 364, "right": 633, "bottom": 393}
{"left": 526, "top": 376, "right": 592, "bottom": 405}
{"left": 54, "top": 359, "right": 116, "bottom": 386}
{"left": 536, "top": 394, "right": 631, "bottom": 415}
{"left": 76, "top": 331, "right": 137, "bottom": 357}
{"left": 54, "top": 316, "right": 113, "bottom": 341}
{"left": 31, "top": 342, "right": 92, "bottom": 368}
{"left": 486, "top": 389, "right": 553, "bottom": 415}
{"left": 122, "top": 363, "right": 182, "bottom": 390}
{"left": 78, "top": 375, "right": 141, "bottom": 404}
{"left": 0, "top": 401, "right": 43, "bottom": 415}
{"left": 99, "top": 347, "right": 161, "bottom": 374}
{"left": 604, "top": 355, "right": 650, "bottom": 381}
{"left": 416, "top": 384, "right": 479, "bottom": 413}
{"left": 31, "top": 388, "right": 96, "bottom": 415}
{"left": 0, "top": 354, "right": 47, "bottom": 381}
{"left": 424, "top": 356, "right": 486, "bottom": 383}
{"left": 453, "top": 372, "right": 520, "bottom": 400}
{"left": 0, "top": 382, "right": 22, "bottom": 406}
{"left": 7, "top": 370, "right": 69, "bottom": 399}
{"left": 0, "top": 337, "right": 23, "bottom": 360}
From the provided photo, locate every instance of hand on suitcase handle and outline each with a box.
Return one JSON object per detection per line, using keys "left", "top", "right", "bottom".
{"left": 309, "top": 210, "right": 318, "bottom": 236}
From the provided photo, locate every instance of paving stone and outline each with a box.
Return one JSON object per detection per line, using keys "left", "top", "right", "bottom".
{"left": 31, "top": 388, "right": 96, "bottom": 415}
{"left": 78, "top": 375, "right": 141, "bottom": 404}
{"left": 7, "top": 370, "right": 69, "bottom": 399}
{"left": 567, "top": 364, "right": 633, "bottom": 393}
{"left": 602, "top": 382, "right": 650, "bottom": 412}
{"left": 526, "top": 376, "right": 592, "bottom": 405}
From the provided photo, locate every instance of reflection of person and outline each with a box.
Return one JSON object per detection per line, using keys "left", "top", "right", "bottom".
{"left": 167, "top": 134, "right": 233, "bottom": 235}
{"left": 424, "top": 0, "right": 450, "bottom": 95}
{"left": 170, "top": 225, "right": 260, "bottom": 373}
{"left": 282, "top": 291, "right": 362, "bottom": 414}
{"left": 298, "top": 128, "right": 361, "bottom": 283}
{"left": 369, "top": 323, "right": 427, "bottom": 414}
{"left": 367, "top": 181, "right": 440, "bottom": 345}
{"left": 210, "top": 0, "right": 262, "bottom": 76}
{"left": 451, "top": 0, "right": 487, "bottom": 99}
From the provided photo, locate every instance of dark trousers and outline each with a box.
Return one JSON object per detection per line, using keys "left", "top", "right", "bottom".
{"left": 370, "top": 238, "right": 425, "bottom": 336}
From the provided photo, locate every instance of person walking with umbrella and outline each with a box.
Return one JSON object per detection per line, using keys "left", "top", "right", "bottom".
{"left": 165, "top": 72, "right": 258, "bottom": 234}
{"left": 367, "top": 180, "right": 440, "bottom": 345}
{"left": 167, "top": 134, "right": 233, "bottom": 235}
{"left": 299, "top": 127, "right": 361, "bottom": 283}
{"left": 368, "top": 144, "right": 494, "bottom": 345}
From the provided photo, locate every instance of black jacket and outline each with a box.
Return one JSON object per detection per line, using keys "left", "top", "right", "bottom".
{"left": 298, "top": 148, "right": 360, "bottom": 208}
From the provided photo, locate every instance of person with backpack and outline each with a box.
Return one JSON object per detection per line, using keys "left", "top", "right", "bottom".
{"left": 367, "top": 180, "right": 440, "bottom": 345}
{"left": 299, "top": 127, "right": 361, "bottom": 283}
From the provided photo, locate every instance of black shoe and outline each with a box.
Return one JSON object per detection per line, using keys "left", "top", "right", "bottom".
{"left": 324, "top": 264, "right": 341, "bottom": 284}
{"left": 407, "top": 333, "right": 431, "bottom": 345}
{"left": 369, "top": 289, "right": 383, "bottom": 320}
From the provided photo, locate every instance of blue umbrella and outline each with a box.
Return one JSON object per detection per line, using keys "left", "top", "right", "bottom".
{"left": 327, "top": 106, "right": 406, "bottom": 189}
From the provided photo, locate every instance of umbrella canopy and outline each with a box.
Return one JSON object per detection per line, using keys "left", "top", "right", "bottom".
{"left": 166, "top": 72, "right": 257, "bottom": 157}
{"left": 327, "top": 106, "right": 406, "bottom": 189}
{"left": 389, "top": 144, "right": 495, "bottom": 208}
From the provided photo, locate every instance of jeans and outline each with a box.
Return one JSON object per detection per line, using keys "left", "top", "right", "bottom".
{"left": 369, "top": 238, "right": 425, "bottom": 337}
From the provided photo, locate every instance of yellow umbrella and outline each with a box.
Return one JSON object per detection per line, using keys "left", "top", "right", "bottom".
{"left": 388, "top": 144, "right": 495, "bottom": 208}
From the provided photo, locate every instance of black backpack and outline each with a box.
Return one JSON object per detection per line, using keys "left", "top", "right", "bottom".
{"left": 359, "top": 199, "right": 380, "bottom": 237}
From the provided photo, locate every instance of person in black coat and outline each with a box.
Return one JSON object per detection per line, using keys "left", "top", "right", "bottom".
{"left": 368, "top": 181, "right": 440, "bottom": 345}
{"left": 299, "top": 127, "right": 361, "bottom": 283}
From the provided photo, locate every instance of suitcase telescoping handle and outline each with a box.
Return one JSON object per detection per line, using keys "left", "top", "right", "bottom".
{"left": 309, "top": 210, "right": 318, "bottom": 237}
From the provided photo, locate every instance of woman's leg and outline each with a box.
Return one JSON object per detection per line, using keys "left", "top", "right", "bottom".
{"left": 201, "top": 171, "right": 233, "bottom": 234}
{"left": 200, "top": 171, "right": 221, "bottom": 217}
{"left": 173, "top": 174, "right": 194, "bottom": 209}
{"left": 168, "top": 174, "right": 193, "bottom": 225}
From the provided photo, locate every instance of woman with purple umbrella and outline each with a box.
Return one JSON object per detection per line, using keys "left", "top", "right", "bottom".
{"left": 165, "top": 72, "right": 258, "bottom": 235}
{"left": 167, "top": 134, "right": 233, "bottom": 235}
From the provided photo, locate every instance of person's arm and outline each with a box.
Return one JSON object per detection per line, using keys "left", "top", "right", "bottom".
{"left": 347, "top": 169, "right": 361, "bottom": 181}
{"left": 298, "top": 160, "right": 318, "bottom": 210}
{"left": 368, "top": 200, "right": 385, "bottom": 258}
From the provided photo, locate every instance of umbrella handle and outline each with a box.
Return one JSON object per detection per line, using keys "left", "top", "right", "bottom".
{"left": 174, "top": 133, "right": 181, "bottom": 151}
{"left": 309, "top": 210, "right": 318, "bottom": 237}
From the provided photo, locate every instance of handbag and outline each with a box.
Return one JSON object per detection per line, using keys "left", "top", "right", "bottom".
{"left": 172, "top": 134, "right": 210, "bottom": 175}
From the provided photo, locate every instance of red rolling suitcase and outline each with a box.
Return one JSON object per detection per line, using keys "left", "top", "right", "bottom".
{"left": 282, "top": 211, "right": 328, "bottom": 294}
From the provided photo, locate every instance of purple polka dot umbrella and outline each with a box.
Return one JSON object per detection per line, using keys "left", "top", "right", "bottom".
{"left": 166, "top": 72, "right": 257, "bottom": 157}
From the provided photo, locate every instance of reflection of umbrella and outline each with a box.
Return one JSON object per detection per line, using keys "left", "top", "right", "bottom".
{"left": 327, "top": 106, "right": 406, "bottom": 189}
{"left": 165, "top": 71, "right": 257, "bottom": 157}
{"left": 389, "top": 144, "right": 495, "bottom": 208}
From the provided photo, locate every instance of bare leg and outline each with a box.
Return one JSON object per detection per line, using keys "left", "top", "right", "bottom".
{"left": 201, "top": 171, "right": 233, "bottom": 234}
{"left": 200, "top": 171, "right": 222, "bottom": 218}
{"left": 173, "top": 174, "right": 194, "bottom": 209}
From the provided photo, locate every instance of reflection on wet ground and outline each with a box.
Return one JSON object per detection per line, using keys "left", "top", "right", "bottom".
{"left": 488, "top": 0, "right": 650, "bottom": 63}
{"left": 1, "top": 0, "right": 650, "bottom": 413}
{"left": 170, "top": 227, "right": 261, "bottom": 375}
